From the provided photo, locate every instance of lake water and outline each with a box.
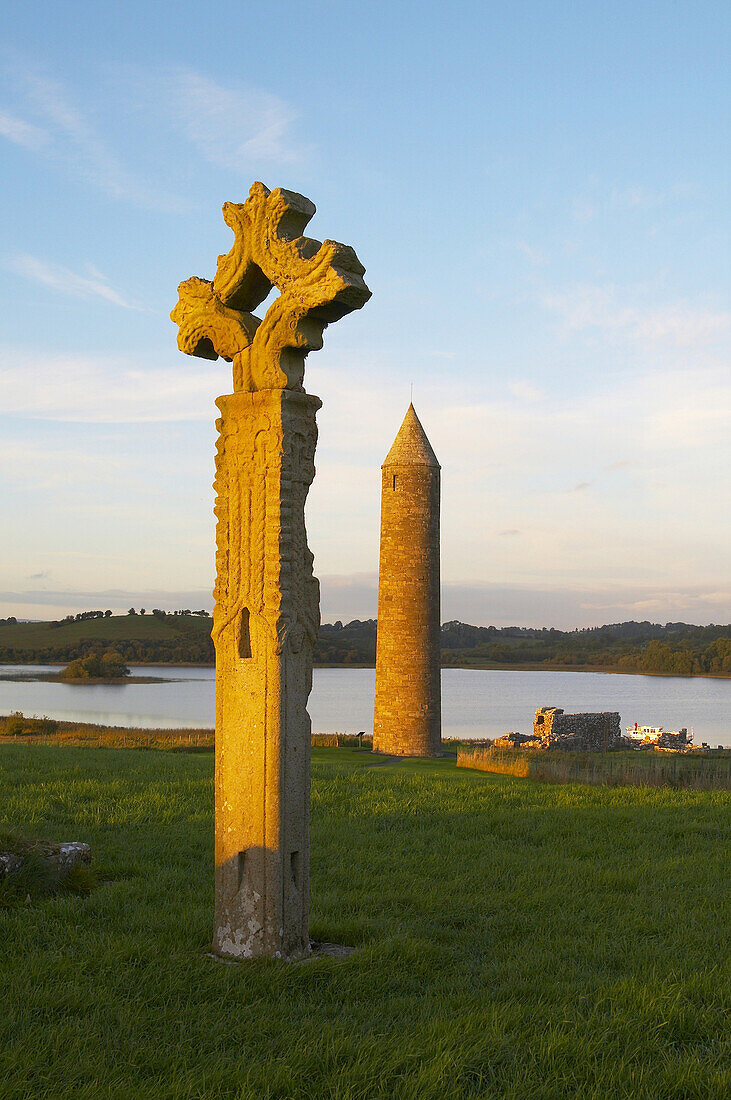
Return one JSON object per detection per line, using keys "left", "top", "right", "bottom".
{"left": 1, "top": 665, "right": 729, "bottom": 746}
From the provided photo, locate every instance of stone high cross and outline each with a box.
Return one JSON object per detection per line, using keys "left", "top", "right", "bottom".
{"left": 172, "top": 183, "right": 371, "bottom": 958}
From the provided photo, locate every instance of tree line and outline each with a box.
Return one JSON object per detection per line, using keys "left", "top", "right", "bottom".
{"left": 0, "top": 615, "right": 729, "bottom": 674}
{"left": 47, "top": 608, "right": 211, "bottom": 627}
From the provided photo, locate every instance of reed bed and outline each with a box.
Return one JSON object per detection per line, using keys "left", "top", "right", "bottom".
{"left": 458, "top": 746, "right": 731, "bottom": 789}
{"left": 0, "top": 716, "right": 376, "bottom": 752}
{"left": 0, "top": 715, "right": 213, "bottom": 751}
{"left": 311, "top": 732, "right": 373, "bottom": 748}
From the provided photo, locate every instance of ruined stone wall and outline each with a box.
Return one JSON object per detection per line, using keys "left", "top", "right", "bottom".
{"left": 656, "top": 728, "right": 691, "bottom": 749}
{"left": 533, "top": 707, "right": 621, "bottom": 751}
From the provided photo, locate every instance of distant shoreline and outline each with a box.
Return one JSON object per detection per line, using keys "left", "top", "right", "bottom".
{"left": 2, "top": 615, "right": 728, "bottom": 678}
{"left": 53, "top": 675, "right": 169, "bottom": 685}
{"left": 0, "top": 661, "right": 729, "bottom": 682}
{"left": 0, "top": 670, "right": 175, "bottom": 685}
{"left": 440, "top": 662, "right": 731, "bottom": 679}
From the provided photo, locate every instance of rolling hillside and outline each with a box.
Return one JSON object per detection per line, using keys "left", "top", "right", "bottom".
{"left": 0, "top": 613, "right": 729, "bottom": 674}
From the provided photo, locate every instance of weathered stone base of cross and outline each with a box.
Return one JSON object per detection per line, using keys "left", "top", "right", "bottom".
{"left": 211, "top": 388, "right": 321, "bottom": 960}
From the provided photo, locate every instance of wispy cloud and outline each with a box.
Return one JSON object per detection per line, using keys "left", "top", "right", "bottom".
{"left": 2, "top": 580, "right": 727, "bottom": 630}
{"left": 2, "top": 350, "right": 728, "bottom": 617}
{"left": 544, "top": 284, "right": 731, "bottom": 348}
{"left": 7, "top": 254, "right": 141, "bottom": 309}
{"left": 515, "top": 240, "right": 548, "bottom": 266}
{"left": 610, "top": 185, "right": 661, "bottom": 210}
{"left": 1, "top": 64, "right": 186, "bottom": 211}
{"left": 571, "top": 181, "right": 686, "bottom": 223}
{"left": 572, "top": 198, "right": 597, "bottom": 225}
{"left": 509, "top": 380, "right": 544, "bottom": 402}
{"left": 0, "top": 347, "right": 229, "bottom": 423}
{"left": 162, "top": 68, "right": 305, "bottom": 171}
{"left": 581, "top": 588, "right": 731, "bottom": 616}
{"left": 0, "top": 107, "right": 47, "bottom": 150}
{"left": 0, "top": 588, "right": 214, "bottom": 613}
{"left": 0, "top": 438, "right": 129, "bottom": 490}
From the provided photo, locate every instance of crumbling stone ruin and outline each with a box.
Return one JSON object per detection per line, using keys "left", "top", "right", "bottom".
{"left": 654, "top": 729, "right": 692, "bottom": 750}
{"left": 172, "top": 182, "right": 370, "bottom": 959}
{"left": 492, "top": 732, "right": 537, "bottom": 749}
{"left": 494, "top": 715, "right": 696, "bottom": 754}
{"left": 532, "top": 707, "right": 621, "bottom": 751}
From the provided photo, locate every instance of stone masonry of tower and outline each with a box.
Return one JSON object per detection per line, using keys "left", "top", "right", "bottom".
{"left": 373, "top": 404, "right": 442, "bottom": 757}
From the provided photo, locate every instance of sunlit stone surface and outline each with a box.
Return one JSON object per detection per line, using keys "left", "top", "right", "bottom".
{"left": 172, "top": 183, "right": 370, "bottom": 958}
{"left": 373, "top": 405, "right": 442, "bottom": 757}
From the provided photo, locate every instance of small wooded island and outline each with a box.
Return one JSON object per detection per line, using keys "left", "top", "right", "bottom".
{"left": 59, "top": 650, "right": 130, "bottom": 683}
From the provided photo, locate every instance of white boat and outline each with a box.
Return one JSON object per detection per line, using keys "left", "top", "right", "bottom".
{"left": 625, "top": 723, "right": 693, "bottom": 746}
{"left": 625, "top": 723, "right": 665, "bottom": 740}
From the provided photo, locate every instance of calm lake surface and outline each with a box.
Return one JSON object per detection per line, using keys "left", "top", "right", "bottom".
{"left": 1, "top": 665, "right": 729, "bottom": 746}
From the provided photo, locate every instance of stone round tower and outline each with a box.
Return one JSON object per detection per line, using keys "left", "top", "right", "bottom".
{"left": 373, "top": 404, "right": 441, "bottom": 757}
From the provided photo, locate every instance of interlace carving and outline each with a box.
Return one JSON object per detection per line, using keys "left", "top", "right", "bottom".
{"left": 171, "top": 182, "right": 371, "bottom": 392}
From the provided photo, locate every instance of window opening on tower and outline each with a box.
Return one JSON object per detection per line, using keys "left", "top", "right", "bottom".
{"left": 392, "top": 474, "right": 397, "bottom": 490}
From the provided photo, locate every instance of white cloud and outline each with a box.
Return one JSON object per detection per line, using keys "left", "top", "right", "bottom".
{"left": 4, "top": 66, "right": 186, "bottom": 211}
{"left": 0, "top": 588, "right": 214, "bottom": 618}
{"left": 0, "top": 347, "right": 230, "bottom": 423}
{"left": 610, "top": 185, "right": 659, "bottom": 210}
{"left": 319, "top": 576, "right": 730, "bottom": 629}
{"left": 515, "top": 240, "right": 548, "bottom": 266}
{"left": 572, "top": 198, "right": 597, "bottom": 224}
{"left": 509, "top": 380, "right": 544, "bottom": 402}
{"left": 2, "top": 579, "right": 727, "bottom": 630}
{"left": 1, "top": 346, "right": 728, "bottom": 618}
{"left": 571, "top": 181, "right": 687, "bottom": 224}
{"left": 0, "top": 438, "right": 129, "bottom": 491}
{"left": 544, "top": 284, "right": 731, "bottom": 348}
{"left": 7, "top": 254, "right": 141, "bottom": 309}
{"left": 164, "top": 69, "right": 305, "bottom": 171}
{"left": 581, "top": 588, "right": 731, "bottom": 617}
{"left": 0, "top": 108, "right": 47, "bottom": 150}
{"left": 322, "top": 354, "right": 729, "bottom": 585}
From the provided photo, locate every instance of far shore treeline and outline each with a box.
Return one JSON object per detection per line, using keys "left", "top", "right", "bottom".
{"left": 0, "top": 612, "right": 729, "bottom": 676}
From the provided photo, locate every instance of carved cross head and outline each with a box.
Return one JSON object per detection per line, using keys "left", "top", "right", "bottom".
{"left": 171, "top": 182, "right": 371, "bottom": 392}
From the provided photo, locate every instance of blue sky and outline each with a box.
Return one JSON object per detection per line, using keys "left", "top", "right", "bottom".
{"left": 1, "top": 0, "right": 729, "bottom": 627}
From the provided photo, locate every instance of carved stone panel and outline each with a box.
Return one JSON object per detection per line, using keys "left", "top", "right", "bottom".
{"left": 212, "top": 389, "right": 321, "bottom": 959}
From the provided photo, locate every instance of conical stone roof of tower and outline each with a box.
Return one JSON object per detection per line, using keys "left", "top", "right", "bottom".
{"left": 382, "top": 404, "right": 440, "bottom": 468}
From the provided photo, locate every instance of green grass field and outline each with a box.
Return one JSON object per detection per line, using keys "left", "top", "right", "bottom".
{"left": 1, "top": 746, "right": 729, "bottom": 1099}
{"left": 0, "top": 615, "right": 199, "bottom": 648}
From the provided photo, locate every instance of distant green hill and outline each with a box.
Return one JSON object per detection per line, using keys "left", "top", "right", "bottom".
{"left": 0, "top": 612, "right": 213, "bottom": 665}
{"left": 0, "top": 613, "right": 729, "bottom": 674}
